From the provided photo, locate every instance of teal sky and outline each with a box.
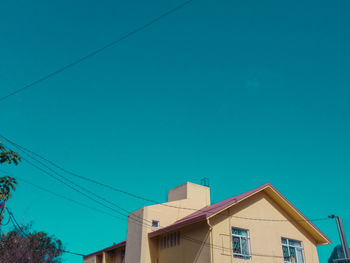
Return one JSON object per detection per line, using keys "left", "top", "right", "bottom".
{"left": 1, "top": 0, "right": 350, "bottom": 262}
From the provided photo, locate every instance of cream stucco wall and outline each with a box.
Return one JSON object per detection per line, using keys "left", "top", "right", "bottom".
{"left": 85, "top": 183, "right": 326, "bottom": 263}
{"left": 209, "top": 191, "right": 320, "bottom": 263}
{"left": 124, "top": 182, "right": 210, "bottom": 263}
{"left": 83, "top": 245, "right": 125, "bottom": 263}
{"left": 156, "top": 221, "right": 211, "bottom": 263}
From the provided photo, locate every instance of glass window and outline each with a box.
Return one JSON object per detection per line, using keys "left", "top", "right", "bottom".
{"left": 152, "top": 220, "right": 160, "bottom": 228}
{"left": 281, "top": 238, "right": 304, "bottom": 263}
{"left": 232, "top": 227, "right": 251, "bottom": 259}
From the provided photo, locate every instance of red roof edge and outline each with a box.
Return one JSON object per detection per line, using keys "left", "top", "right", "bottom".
{"left": 149, "top": 183, "right": 271, "bottom": 237}
{"left": 266, "top": 183, "right": 331, "bottom": 245}
{"left": 149, "top": 182, "right": 330, "bottom": 245}
{"left": 83, "top": 240, "right": 126, "bottom": 259}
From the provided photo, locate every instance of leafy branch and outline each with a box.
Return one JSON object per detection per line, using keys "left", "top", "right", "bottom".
{"left": 0, "top": 142, "right": 21, "bottom": 201}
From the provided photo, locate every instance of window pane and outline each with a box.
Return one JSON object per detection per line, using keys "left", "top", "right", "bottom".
{"left": 289, "top": 247, "right": 296, "bottom": 260}
{"left": 282, "top": 238, "right": 304, "bottom": 263}
{"left": 289, "top": 239, "right": 302, "bottom": 247}
{"left": 241, "top": 237, "right": 250, "bottom": 255}
{"left": 282, "top": 245, "right": 290, "bottom": 261}
{"left": 152, "top": 220, "right": 160, "bottom": 227}
{"left": 232, "top": 228, "right": 248, "bottom": 237}
{"left": 232, "top": 228, "right": 240, "bottom": 235}
{"left": 296, "top": 248, "right": 304, "bottom": 263}
{"left": 233, "top": 236, "right": 241, "bottom": 254}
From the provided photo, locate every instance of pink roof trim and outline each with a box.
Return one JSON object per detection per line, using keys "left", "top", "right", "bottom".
{"left": 149, "top": 183, "right": 330, "bottom": 244}
{"left": 149, "top": 183, "right": 270, "bottom": 237}
{"left": 83, "top": 240, "right": 126, "bottom": 259}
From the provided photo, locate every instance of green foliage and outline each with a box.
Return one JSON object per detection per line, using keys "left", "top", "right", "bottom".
{"left": 0, "top": 176, "right": 17, "bottom": 201}
{"left": 0, "top": 143, "right": 21, "bottom": 165}
{"left": 0, "top": 142, "right": 20, "bottom": 201}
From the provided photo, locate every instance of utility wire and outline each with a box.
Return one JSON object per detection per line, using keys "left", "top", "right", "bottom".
{"left": 6, "top": 208, "right": 85, "bottom": 257}
{"left": 2, "top": 140, "right": 134, "bottom": 217}
{"left": 0, "top": 135, "right": 332, "bottom": 224}
{"left": 1, "top": 146, "right": 235, "bottom": 257}
{"left": 0, "top": 213, "right": 11, "bottom": 226}
{"left": 1, "top": 141, "right": 151, "bottom": 229}
{"left": 1, "top": 141, "right": 319, "bottom": 260}
{"left": 0, "top": 0, "right": 194, "bottom": 103}
{"left": 2, "top": 143, "right": 290, "bottom": 259}
{"left": 12, "top": 155, "right": 309, "bottom": 259}
{"left": 6, "top": 140, "right": 330, "bottom": 259}
{"left": 7, "top": 206, "right": 284, "bottom": 259}
{"left": 0, "top": 171, "right": 125, "bottom": 221}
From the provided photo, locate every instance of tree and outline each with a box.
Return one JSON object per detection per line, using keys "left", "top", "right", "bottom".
{"left": 0, "top": 141, "right": 20, "bottom": 201}
{"left": 0, "top": 224, "right": 64, "bottom": 263}
{"left": 0, "top": 142, "right": 65, "bottom": 262}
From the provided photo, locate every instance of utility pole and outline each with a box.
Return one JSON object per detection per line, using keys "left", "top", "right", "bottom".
{"left": 329, "top": 215, "right": 350, "bottom": 261}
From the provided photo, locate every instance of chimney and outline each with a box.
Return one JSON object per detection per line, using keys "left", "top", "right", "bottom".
{"left": 168, "top": 182, "right": 211, "bottom": 206}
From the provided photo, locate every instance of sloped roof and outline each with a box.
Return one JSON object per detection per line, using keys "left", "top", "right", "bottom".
{"left": 83, "top": 240, "right": 126, "bottom": 259}
{"left": 149, "top": 183, "right": 330, "bottom": 245}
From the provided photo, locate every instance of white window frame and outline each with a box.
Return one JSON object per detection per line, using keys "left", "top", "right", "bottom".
{"left": 232, "top": 227, "right": 251, "bottom": 259}
{"left": 281, "top": 238, "right": 305, "bottom": 263}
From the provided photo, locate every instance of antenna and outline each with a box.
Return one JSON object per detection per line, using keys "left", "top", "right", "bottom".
{"left": 200, "top": 177, "right": 210, "bottom": 187}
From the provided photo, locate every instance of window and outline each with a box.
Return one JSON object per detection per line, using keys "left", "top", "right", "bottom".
{"left": 152, "top": 220, "right": 160, "bottom": 228}
{"left": 160, "top": 232, "right": 181, "bottom": 250}
{"left": 281, "top": 238, "right": 304, "bottom": 263}
{"left": 232, "top": 228, "right": 251, "bottom": 259}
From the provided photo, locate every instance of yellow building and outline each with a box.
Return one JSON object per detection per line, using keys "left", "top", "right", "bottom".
{"left": 83, "top": 182, "right": 330, "bottom": 263}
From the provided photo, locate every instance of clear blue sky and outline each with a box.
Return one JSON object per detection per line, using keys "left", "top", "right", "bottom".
{"left": 1, "top": 0, "right": 349, "bottom": 262}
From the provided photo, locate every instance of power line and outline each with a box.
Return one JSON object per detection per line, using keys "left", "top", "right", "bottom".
{"left": 6, "top": 208, "right": 85, "bottom": 257}
{"left": 0, "top": 135, "right": 332, "bottom": 224}
{"left": 8, "top": 142, "right": 330, "bottom": 259}
{"left": 1, "top": 140, "right": 321, "bottom": 260}
{"left": 0, "top": 213, "right": 11, "bottom": 226}
{"left": 0, "top": 0, "right": 194, "bottom": 103}
{"left": 2, "top": 136, "right": 189, "bottom": 209}
{"left": 0, "top": 170, "right": 125, "bottom": 221}
{"left": 1, "top": 147, "right": 247, "bottom": 258}
{"left": 23, "top": 157, "right": 131, "bottom": 217}
{"left": 6, "top": 206, "right": 284, "bottom": 259}
{"left": 1, "top": 141, "right": 151, "bottom": 229}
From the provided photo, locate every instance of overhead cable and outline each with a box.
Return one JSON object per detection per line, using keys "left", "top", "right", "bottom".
{"left": 0, "top": 134, "right": 332, "bottom": 224}
{"left": 0, "top": 0, "right": 194, "bottom": 103}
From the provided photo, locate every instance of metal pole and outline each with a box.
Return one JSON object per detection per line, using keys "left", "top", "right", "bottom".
{"left": 336, "top": 216, "right": 350, "bottom": 260}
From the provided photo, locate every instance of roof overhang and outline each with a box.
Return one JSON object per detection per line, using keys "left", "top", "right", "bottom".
{"left": 149, "top": 183, "right": 330, "bottom": 245}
